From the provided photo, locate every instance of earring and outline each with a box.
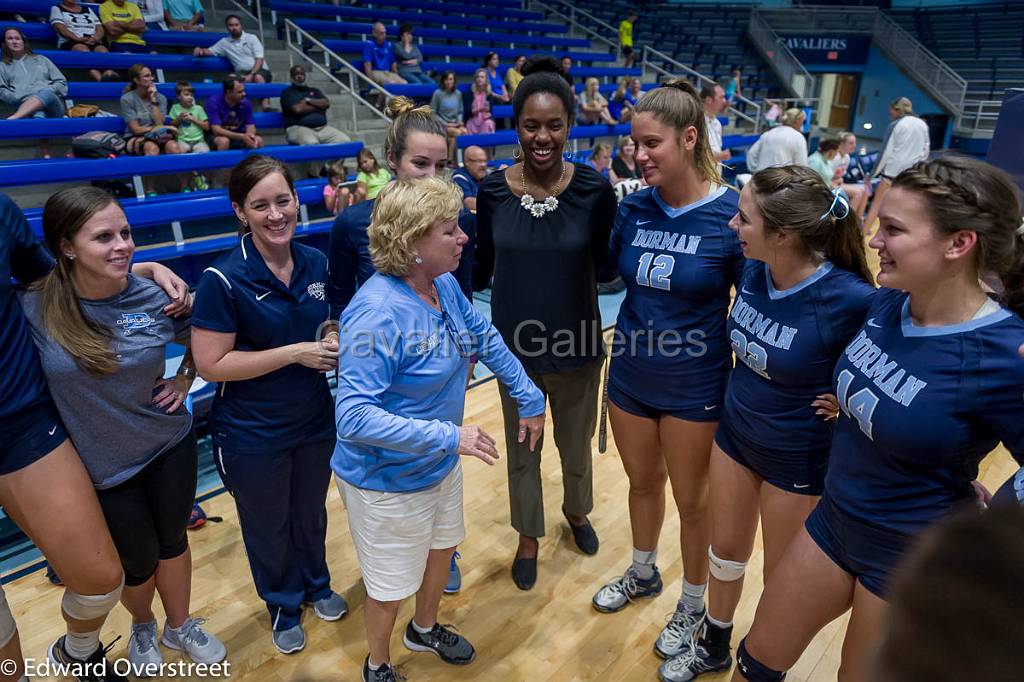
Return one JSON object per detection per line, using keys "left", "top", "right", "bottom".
{"left": 64, "top": 253, "right": 75, "bottom": 260}
{"left": 414, "top": 256, "right": 423, "bottom": 264}
{"left": 513, "top": 146, "right": 522, "bottom": 161}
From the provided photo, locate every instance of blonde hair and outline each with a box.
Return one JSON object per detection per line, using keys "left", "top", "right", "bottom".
{"left": 633, "top": 79, "right": 722, "bottom": 185}
{"left": 472, "top": 68, "right": 493, "bottom": 96}
{"left": 890, "top": 96, "right": 914, "bottom": 115}
{"left": 384, "top": 96, "right": 445, "bottom": 168}
{"left": 35, "top": 187, "right": 122, "bottom": 376}
{"left": 781, "top": 107, "right": 804, "bottom": 127}
{"left": 368, "top": 177, "right": 463, "bottom": 276}
{"left": 591, "top": 142, "right": 612, "bottom": 160}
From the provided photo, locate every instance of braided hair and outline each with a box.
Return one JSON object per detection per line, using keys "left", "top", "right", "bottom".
{"left": 891, "top": 156, "right": 1024, "bottom": 317}
{"left": 748, "top": 165, "right": 873, "bottom": 284}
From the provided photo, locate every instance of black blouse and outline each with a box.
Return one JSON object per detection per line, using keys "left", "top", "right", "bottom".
{"left": 612, "top": 155, "right": 642, "bottom": 180}
{"left": 476, "top": 163, "right": 617, "bottom": 374}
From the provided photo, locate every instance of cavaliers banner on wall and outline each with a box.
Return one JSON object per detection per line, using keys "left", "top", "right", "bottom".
{"left": 781, "top": 35, "right": 872, "bottom": 65}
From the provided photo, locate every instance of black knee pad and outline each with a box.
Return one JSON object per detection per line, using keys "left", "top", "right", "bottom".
{"left": 736, "top": 638, "right": 787, "bottom": 681}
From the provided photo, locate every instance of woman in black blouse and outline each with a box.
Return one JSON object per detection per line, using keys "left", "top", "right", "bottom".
{"left": 476, "top": 56, "right": 617, "bottom": 591}
{"left": 612, "top": 134, "right": 642, "bottom": 181}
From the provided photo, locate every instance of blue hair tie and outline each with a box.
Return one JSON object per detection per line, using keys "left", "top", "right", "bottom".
{"left": 820, "top": 188, "right": 850, "bottom": 222}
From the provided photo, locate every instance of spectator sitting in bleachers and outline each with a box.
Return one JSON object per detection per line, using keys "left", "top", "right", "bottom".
{"left": 745, "top": 107, "right": 807, "bottom": 174}
{"left": 281, "top": 64, "right": 350, "bottom": 148}
{"left": 723, "top": 67, "right": 741, "bottom": 104}
{"left": 577, "top": 77, "right": 616, "bottom": 125}
{"left": 611, "top": 134, "right": 641, "bottom": 182}
{"left": 0, "top": 28, "right": 67, "bottom": 158}
{"left": 626, "top": 77, "right": 642, "bottom": 107}
{"left": 834, "top": 131, "right": 868, "bottom": 217}
{"left": 560, "top": 55, "right": 573, "bottom": 88}
{"left": 164, "top": 0, "right": 204, "bottom": 31}
{"left": 324, "top": 160, "right": 351, "bottom": 215}
{"left": 194, "top": 15, "right": 270, "bottom": 87}
{"left": 168, "top": 81, "right": 209, "bottom": 152}
{"left": 587, "top": 142, "right": 614, "bottom": 182}
{"left": 505, "top": 55, "right": 525, "bottom": 97}
{"left": 121, "top": 63, "right": 183, "bottom": 193}
{"left": 362, "top": 21, "right": 406, "bottom": 94}
{"left": 207, "top": 75, "right": 263, "bottom": 151}
{"left": 807, "top": 135, "right": 842, "bottom": 186}
{"left": 49, "top": 0, "right": 117, "bottom": 82}
{"left": 608, "top": 77, "right": 634, "bottom": 123}
{"left": 136, "top": 0, "right": 167, "bottom": 31}
{"left": 99, "top": 0, "right": 148, "bottom": 54}
{"left": 484, "top": 52, "right": 509, "bottom": 104}
{"left": 701, "top": 81, "right": 730, "bottom": 162}
{"left": 430, "top": 70, "right": 466, "bottom": 162}
{"left": 452, "top": 145, "right": 488, "bottom": 212}
{"left": 466, "top": 68, "right": 495, "bottom": 135}
{"left": 354, "top": 147, "right": 391, "bottom": 202}
{"left": 393, "top": 24, "right": 433, "bottom": 85}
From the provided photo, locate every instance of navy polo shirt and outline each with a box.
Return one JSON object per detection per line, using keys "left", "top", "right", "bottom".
{"left": 451, "top": 168, "right": 479, "bottom": 201}
{"left": 326, "top": 198, "right": 376, "bottom": 320}
{"left": 0, "top": 193, "right": 53, "bottom": 418}
{"left": 192, "top": 233, "right": 334, "bottom": 455}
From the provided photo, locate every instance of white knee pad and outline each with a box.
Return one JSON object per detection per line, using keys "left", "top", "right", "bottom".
{"left": 61, "top": 575, "right": 124, "bottom": 622}
{"left": 708, "top": 546, "right": 747, "bottom": 582}
{"left": 0, "top": 583, "right": 17, "bottom": 648}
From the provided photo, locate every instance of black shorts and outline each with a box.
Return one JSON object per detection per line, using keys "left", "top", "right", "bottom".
{"left": 622, "top": 46, "right": 633, "bottom": 56}
{"left": 608, "top": 381, "right": 719, "bottom": 422}
{"left": 227, "top": 137, "right": 249, "bottom": 150}
{"left": 96, "top": 431, "right": 198, "bottom": 586}
{"left": 0, "top": 397, "right": 68, "bottom": 476}
{"left": 714, "top": 420, "right": 827, "bottom": 496}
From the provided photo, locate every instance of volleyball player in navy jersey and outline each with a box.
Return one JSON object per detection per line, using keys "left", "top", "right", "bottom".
{"left": 659, "top": 166, "right": 876, "bottom": 681}
{"left": 734, "top": 156, "right": 1024, "bottom": 682}
{"left": 591, "top": 80, "right": 744, "bottom": 660}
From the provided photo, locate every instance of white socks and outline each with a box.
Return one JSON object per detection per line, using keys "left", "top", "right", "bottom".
{"left": 631, "top": 548, "right": 658, "bottom": 580}
{"left": 680, "top": 579, "right": 707, "bottom": 613}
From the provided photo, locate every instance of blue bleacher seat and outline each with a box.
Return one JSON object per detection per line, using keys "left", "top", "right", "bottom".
{"left": 0, "top": 142, "right": 362, "bottom": 188}
{"left": 66, "top": 81, "right": 287, "bottom": 101}
{"left": 415, "top": 62, "right": 639, "bottom": 78}
{"left": 40, "top": 49, "right": 232, "bottom": 73}
{"left": 322, "top": 0, "right": 544, "bottom": 21}
{"left": 269, "top": 0, "right": 565, "bottom": 34}
{"left": 384, "top": 81, "right": 655, "bottom": 101}
{"left": 456, "top": 124, "right": 632, "bottom": 149}
{"left": 15, "top": 22, "right": 225, "bottom": 48}
{"left": 313, "top": 39, "right": 615, "bottom": 63}
{"left": 0, "top": 112, "right": 284, "bottom": 140}
{"left": 293, "top": 19, "right": 589, "bottom": 49}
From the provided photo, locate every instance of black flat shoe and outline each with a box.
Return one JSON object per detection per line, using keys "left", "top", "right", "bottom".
{"left": 511, "top": 557, "right": 537, "bottom": 590}
{"left": 564, "top": 511, "right": 599, "bottom": 556}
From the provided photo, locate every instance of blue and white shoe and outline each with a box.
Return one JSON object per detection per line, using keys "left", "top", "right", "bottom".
{"left": 592, "top": 566, "right": 663, "bottom": 613}
{"left": 312, "top": 592, "right": 349, "bottom": 621}
{"left": 655, "top": 606, "right": 706, "bottom": 659}
{"left": 128, "top": 621, "right": 163, "bottom": 676}
{"left": 162, "top": 617, "right": 226, "bottom": 664}
{"left": 444, "top": 551, "right": 462, "bottom": 594}
{"left": 658, "top": 642, "right": 732, "bottom": 681}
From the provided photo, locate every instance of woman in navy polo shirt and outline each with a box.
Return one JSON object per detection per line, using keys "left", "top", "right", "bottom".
{"left": 191, "top": 156, "right": 347, "bottom": 655}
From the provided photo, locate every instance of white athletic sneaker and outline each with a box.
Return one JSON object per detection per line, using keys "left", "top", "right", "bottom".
{"left": 654, "top": 605, "right": 706, "bottom": 659}
{"left": 127, "top": 621, "right": 163, "bottom": 677}
{"left": 161, "top": 617, "right": 227, "bottom": 664}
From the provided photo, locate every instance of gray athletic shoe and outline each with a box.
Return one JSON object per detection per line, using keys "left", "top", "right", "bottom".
{"left": 403, "top": 621, "right": 475, "bottom": 665}
{"left": 362, "top": 656, "right": 406, "bottom": 682}
{"left": 272, "top": 624, "right": 306, "bottom": 655}
{"left": 592, "top": 566, "right": 664, "bottom": 613}
{"left": 658, "top": 642, "right": 732, "bottom": 681}
{"left": 162, "top": 617, "right": 226, "bottom": 664}
{"left": 312, "top": 592, "right": 349, "bottom": 621}
{"left": 654, "top": 606, "right": 706, "bottom": 659}
{"left": 127, "top": 621, "right": 163, "bottom": 677}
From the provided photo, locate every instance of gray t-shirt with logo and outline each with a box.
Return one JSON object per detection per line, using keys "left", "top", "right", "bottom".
{"left": 19, "top": 275, "right": 192, "bottom": 489}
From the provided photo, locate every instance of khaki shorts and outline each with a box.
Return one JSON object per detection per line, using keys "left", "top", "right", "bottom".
{"left": 338, "top": 462, "right": 464, "bottom": 601}
{"left": 177, "top": 139, "right": 210, "bottom": 153}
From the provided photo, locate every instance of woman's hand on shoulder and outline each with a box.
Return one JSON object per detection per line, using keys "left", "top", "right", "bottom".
{"left": 457, "top": 424, "right": 499, "bottom": 465}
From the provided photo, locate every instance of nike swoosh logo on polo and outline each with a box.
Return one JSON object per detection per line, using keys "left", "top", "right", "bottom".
{"left": 867, "top": 318, "right": 881, "bottom": 328}
{"left": 48, "top": 425, "right": 57, "bottom": 436}
{"left": 256, "top": 291, "right": 271, "bottom": 301}
{"left": 793, "top": 483, "right": 810, "bottom": 489}
{"left": 636, "top": 219, "right": 652, "bottom": 225}
{"left": 704, "top": 405, "right": 717, "bottom": 411}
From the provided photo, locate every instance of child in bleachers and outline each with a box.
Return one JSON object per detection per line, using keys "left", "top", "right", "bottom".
{"left": 323, "top": 160, "right": 352, "bottom": 215}
{"left": 465, "top": 68, "right": 495, "bottom": 135}
{"left": 169, "top": 82, "right": 210, "bottom": 190}
{"left": 354, "top": 148, "right": 390, "bottom": 202}
{"left": 587, "top": 142, "right": 614, "bottom": 182}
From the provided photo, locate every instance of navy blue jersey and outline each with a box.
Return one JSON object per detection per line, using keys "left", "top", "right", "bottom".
{"left": 724, "top": 261, "right": 876, "bottom": 456}
{"left": 326, "top": 198, "right": 375, "bottom": 320}
{"left": 192, "top": 233, "right": 335, "bottom": 454}
{"left": 0, "top": 193, "right": 53, "bottom": 418}
{"left": 825, "top": 288, "right": 1024, "bottom": 534}
{"left": 608, "top": 185, "right": 744, "bottom": 412}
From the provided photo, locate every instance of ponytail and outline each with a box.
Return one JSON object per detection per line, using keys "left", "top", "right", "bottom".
{"left": 749, "top": 165, "right": 874, "bottom": 285}
{"left": 633, "top": 79, "right": 722, "bottom": 186}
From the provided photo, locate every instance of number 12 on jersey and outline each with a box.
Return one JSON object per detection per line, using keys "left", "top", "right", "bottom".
{"left": 636, "top": 252, "right": 675, "bottom": 291}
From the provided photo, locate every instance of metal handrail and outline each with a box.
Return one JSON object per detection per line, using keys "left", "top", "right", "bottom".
{"left": 528, "top": 0, "right": 616, "bottom": 52}
{"left": 955, "top": 98, "right": 1002, "bottom": 136}
{"left": 284, "top": 19, "right": 391, "bottom": 132}
{"left": 641, "top": 45, "right": 762, "bottom": 133}
{"left": 747, "top": 9, "right": 814, "bottom": 100}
